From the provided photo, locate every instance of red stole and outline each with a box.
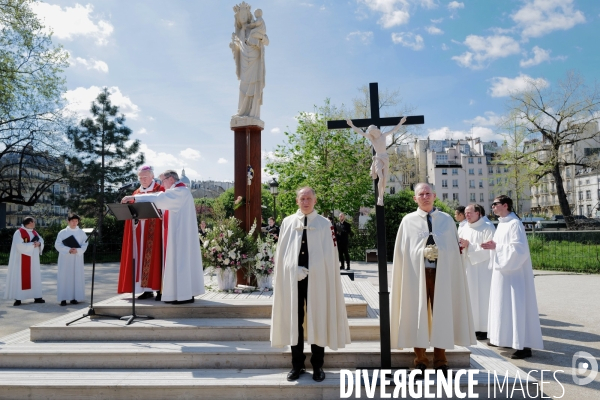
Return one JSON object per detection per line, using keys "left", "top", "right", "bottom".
{"left": 18, "top": 228, "right": 38, "bottom": 290}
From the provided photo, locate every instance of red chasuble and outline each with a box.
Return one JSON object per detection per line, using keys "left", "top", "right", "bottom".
{"left": 118, "top": 182, "right": 165, "bottom": 293}
{"left": 18, "top": 228, "right": 38, "bottom": 290}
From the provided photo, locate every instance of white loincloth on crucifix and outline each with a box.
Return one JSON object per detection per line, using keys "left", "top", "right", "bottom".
{"left": 347, "top": 117, "right": 406, "bottom": 206}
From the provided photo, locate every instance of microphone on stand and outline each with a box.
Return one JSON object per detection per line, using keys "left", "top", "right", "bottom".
{"left": 118, "top": 182, "right": 138, "bottom": 192}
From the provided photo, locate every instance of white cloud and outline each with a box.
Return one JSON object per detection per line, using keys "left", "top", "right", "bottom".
{"left": 391, "top": 32, "right": 424, "bottom": 50}
{"left": 180, "top": 148, "right": 201, "bottom": 160}
{"left": 464, "top": 111, "right": 502, "bottom": 127}
{"left": 512, "top": 0, "right": 585, "bottom": 40}
{"left": 63, "top": 86, "right": 141, "bottom": 119}
{"left": 359, "top": 0, "right": 411, "bottom": 28}
{"left": 418, "top": 0, "right": 437, "bottom": 9}
{"left": 431, "top": 18, "right": 443, "bottom": 23}
{"left": 137, "top": 128, "right": 148, "bottom": 135}
{"left": 520, "top": 46, "right": 551, "bottom": 67}
{"left": 70, "top": 56, "right": 109, "bottom": 73}
{"left": 270, "top": 127, "right": 281, "bottom": 134}
{"left": 160, "top": 19, "right": 175, "bottom": 27}
{"left": 452, "top": 35, "right": 520, "bottom": 69}
{"left": 471, "top": 126, "right": 500, "bottom": 142}
{"left": 138, "top": 144, "right": 201, "bottom": 179}
{"left": 426, "top": 126, "right": 500, "bottom": 142}
{"left": 31, "top": 3, "right": 113, "bottom": 45}
{"left": 426, "top": 127, "right": 466, "bottom": 140}
{"left": 346, "top": 31, "right": 374, "bottom": 44}
{"left": 426, "top": 25, "right": 443, "bottom": 35}
{"left": 448, "top": 1, "right": 464, "bottom": 10}
{"left": 488, "top": 74, "right": 549, "bottom": 98}
{"left": 217, "top": 158, "right": 228, "bottom": 164}
{"left": 441, "top": 43, "right": 449, "bottom": 51}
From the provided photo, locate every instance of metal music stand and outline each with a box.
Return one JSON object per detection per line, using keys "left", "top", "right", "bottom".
{"left": 108, "top": 202, "right": 161, "bottom": 325}
{"left": 67, "top": 207, "right": 121, "bottom": 326}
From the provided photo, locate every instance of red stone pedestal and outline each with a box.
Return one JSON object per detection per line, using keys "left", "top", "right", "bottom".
{"left": 232, "top": 125, "right": 263, "bottom": 285}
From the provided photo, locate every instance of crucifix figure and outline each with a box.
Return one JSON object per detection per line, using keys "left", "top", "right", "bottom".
{"left": 327, "top": 82, "right": 424, "bottom": 370}
{"left": 346, "top": 117, "right": 406, "bottom": 206}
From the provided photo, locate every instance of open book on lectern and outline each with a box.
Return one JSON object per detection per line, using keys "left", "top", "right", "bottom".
{"left": 107, "top": 202, "right": 162, "bottom": 221}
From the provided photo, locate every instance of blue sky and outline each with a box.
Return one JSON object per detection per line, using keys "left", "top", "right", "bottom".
{"left": 32, "top": 0, "right": 600, "bottom": 181}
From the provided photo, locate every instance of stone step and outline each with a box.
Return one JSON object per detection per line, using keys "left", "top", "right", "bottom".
{"left": 0, "top": 368, "right": 534, "bottom": 400}
{"left": 92, "top": 297, "right": 368, "bottom": 319}
{"left": 30, "top": 318, "right": 382, "bottom": 342}
{"left": 0, "top": 341, "right": 471, "bottom": 369}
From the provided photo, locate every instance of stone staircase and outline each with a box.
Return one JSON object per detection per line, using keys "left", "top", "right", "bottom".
{"left": 0, "top": 276, "right": 476, "bottom": 399}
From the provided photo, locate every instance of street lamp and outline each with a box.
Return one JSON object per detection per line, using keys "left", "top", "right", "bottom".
{"left": 269, "top": 177, "right": 279, "bottom": 221}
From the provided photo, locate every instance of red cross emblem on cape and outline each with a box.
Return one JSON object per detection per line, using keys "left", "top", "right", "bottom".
{"left": 330, "top": 226, "right": 337, "bottom": 247}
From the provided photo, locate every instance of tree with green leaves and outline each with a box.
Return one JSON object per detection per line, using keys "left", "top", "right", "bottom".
{"left": 65, "top": 88, "right": 144, "bottom": 240}
{"left": 266, "top": 99, "right": 373, "bottom": 218}
{"left": 0, "top": 0, "right": 70, "bottom": 208}
{"left": 500, "top": 71, "right": 600, "bottom": 228}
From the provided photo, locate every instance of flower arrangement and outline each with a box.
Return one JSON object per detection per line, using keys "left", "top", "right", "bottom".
{"left": 252, "top": 233, "right": 276, "bottom": 277}
{"left": 202, "top": 217, "right": 254, "bottom": 272}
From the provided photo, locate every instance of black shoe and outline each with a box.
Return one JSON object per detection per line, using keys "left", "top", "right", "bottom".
{"left": 137, "top": 292, "right": 154, "bottom": 300}
{"left": 435, "top": 365, "right": 449, "bottom": 378}
{"left": 34, "top": 298, "right": 45, "bottom": 303}
{"left": 476, "top": 332, "right": 488, "bottom": 341}
{"left": 511, "top": 348, "right": 532, "bottom": 359}
{"left": 60, "top": 300, "right": 67, "bottom": 306}
{"left": 313, "top": 367, "right": 325, "bottom": 382}
{"left": 287, "top": 366, "right": 306, "bottom": 381}
{"left": 345, "top": 266, "right": 350, "bottom": 270}
{"left": 70, "top": 300, "right": 79, "bottom": 305}
{"left": 340, "top": 266, "right": 345, "bottom": 270}
{"left": 414, "top": 363, "right": 426, "bottom": 380}
{"left": 13, "top": 300, "right": 21, "bottom": 306}
{"left": 155, "top": 292, "right": 162, "bottom": 301}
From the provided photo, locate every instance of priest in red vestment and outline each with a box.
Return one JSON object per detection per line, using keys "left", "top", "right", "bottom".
{"left": 121, "top": 169, "right": 205, "bottom": 304}
{"left": 118, "top": 166, "right": 164, "bottom": 300}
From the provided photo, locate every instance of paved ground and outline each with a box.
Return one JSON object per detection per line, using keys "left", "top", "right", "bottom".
{"left": 1, "top": 261, "right": 599, "bottom": 399}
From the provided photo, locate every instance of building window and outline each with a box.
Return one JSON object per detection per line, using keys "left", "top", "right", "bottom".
{"left": 587, "top": 205, "right": 592, "bottom": 216}
{"left": 579, "top": 205, "right": 584, "bottom": 215}
{"left": 436, "top": 154, "right": 448, "bottom": 164}
{"left": 442, "top": 193, "right": 448, "bottom": 200}
{"left": 469, "top": 180, "right": 475, "bottom": 188}
{"left": 497, "top": 167, "right": 501, "bottom": 173}
{"left": 390, "top": 187, "right": 396, "bottom": 195}
{"left": 442, "top": 179, "right": 448, "bottom": 188}
{"left": 489, "top": 178, "right": 494, "bottom": 187}
{"left": 470, "top": 193, "right": 476, "bottom": 202}
{"left": 452, "top": 180, "right": 458, "bottom": 188}
{"left": 479, "top": 180, "right": 484, "bottom": 188}
{"left": 504, "top": 167, "right": 509, "bottom": 173}
{"left": 478, "top": 158, "right": 482, "bottom": 164}
{"left": 497, "top": 177, "right": 501, "bottom": 185}
{"left": 586, "top": 190, "right": 591, "bottom": 200}
{"left": 508, "top": 190, "right": 512, "bottom": 197}
{"left": 566, "top": 167, "right": 571, "bottom": 178}
{"left": 480, "top": 193, "right": 484, "bottom": 202}
{"left": 453, "top": 193, "right": 459, "bottom": 201}
{"left": 468, "top": 157, "right": 474, "bottom": 164}
{"left": 468, "top": 169, "right": 474, "bottom": 175}
{"left": 489, "top": 192, "right": 495, "bottom": 200}
{"left": 478, "top": 168, "right": 483, "bottom": 175}
{"left": 441, "top": 168, "right": 448, "bottom": 175}
{"left": 488, "top": 166, "right": 493, "bottom": 174}
{"left": 578, "top": 191, "right": 583, "bottom": 200}
{"left": 452, "top": 169, "right": 458, "bottom": 175}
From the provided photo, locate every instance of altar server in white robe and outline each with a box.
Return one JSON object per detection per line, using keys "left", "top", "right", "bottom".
{"left": 482, "top": 195, "right": 543, "bottom": 359}
{"left": 391, "top": 183, "right": 475, "bottom": 378}
{"left": 55, "top": 214, "right": 88, "bottom": 306}
{"left": 271, "top": 187, "right": 350, "bottom": 383}
{"left": 458, "top": 204, "right": 495, "bottom": 341}
{"left": 3, "top": 216, "right": 46, "bottom": 306}
{"left": 122, "top": 169, "right": 204, "bottom": 304}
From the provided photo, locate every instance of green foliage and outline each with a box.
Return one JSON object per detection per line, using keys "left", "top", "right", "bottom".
{"left": 64, "top": 88, "right": 144, "bottom": 240}
{"left": 0, "top": 0, "right": 70, "bottom": 205}
{"left": 266, "top": 99, "right": 374, "bottom": 219}
{"left": 211, "top": 187, "right": 277, "bottom": 224}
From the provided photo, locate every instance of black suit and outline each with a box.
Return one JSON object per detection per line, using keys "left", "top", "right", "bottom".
{"left": 335, "top": 220, "right": 352, "bottom": 268}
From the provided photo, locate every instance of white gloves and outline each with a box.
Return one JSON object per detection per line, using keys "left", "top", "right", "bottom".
{"left": 297, "top": 266, "right": 309, "bottom": 281}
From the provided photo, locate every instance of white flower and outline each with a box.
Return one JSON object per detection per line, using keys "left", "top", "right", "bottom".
{"left": 224, "top": 258, "right": 230, "bottom": 265}
{"left": 229, "top": 250, "right": 236, "bottom": 259}
{"left": 227, "top": 230, "right": 233, "bottom": 237}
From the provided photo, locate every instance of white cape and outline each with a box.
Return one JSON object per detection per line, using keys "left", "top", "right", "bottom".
{"left": 270, "top": 210, "right": 350, "bottom": 349}
{"left": 135, "top": 182, "right": 205, "bottom": 301}
{"left": 488, "top": 213, "right": 543, "bottom": 350}
{"left": 390, "top": 209, "right": 475, "bottom": 349}
{"left": 459, "top": 218, "right": 495, "bottom": 332}
{"left": 3, "top": 227, "right": 44, "bottom": 300}
{"left": 55, "top": 226, "right": 88, "bottom": 302}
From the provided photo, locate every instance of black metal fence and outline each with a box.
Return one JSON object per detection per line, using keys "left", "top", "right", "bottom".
{"left": 348, "top": 229, "right": 600, "bottom": 273}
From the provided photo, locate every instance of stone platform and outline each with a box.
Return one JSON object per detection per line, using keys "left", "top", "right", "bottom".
{"left": 0, "top": 275, "right": 537, "bottom": 399}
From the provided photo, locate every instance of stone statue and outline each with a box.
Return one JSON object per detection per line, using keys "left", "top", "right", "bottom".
{"left": 346, "top": 117, "right": 407, "bottom": 206}
{"left": 230, "top": 2, "right": 269, "bottom": 128}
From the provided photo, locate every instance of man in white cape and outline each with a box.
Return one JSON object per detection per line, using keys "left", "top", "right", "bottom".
{"left": 55, "top": 214, "right": 89, "bottom": 306}
{"left": 122, "top": 169, "right": 204, "bottom": 304}
{"left": 458, "top": 204, "right": 495, "bottom": 341}
{"left": 3, "top": 216, "right": 46, "bottom": 306}
{"left": 270, "top": 187, "right": 350, "bottom": 382}
{"left": 390, "top": 183, "right": 475, "bottom": 377}
{"left": 482, "top": 195, "right": 543, "bottom": 359}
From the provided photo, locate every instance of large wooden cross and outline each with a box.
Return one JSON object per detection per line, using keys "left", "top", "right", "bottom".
{"left": 327, "top": 82, "right": 424, "bottom": 369}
